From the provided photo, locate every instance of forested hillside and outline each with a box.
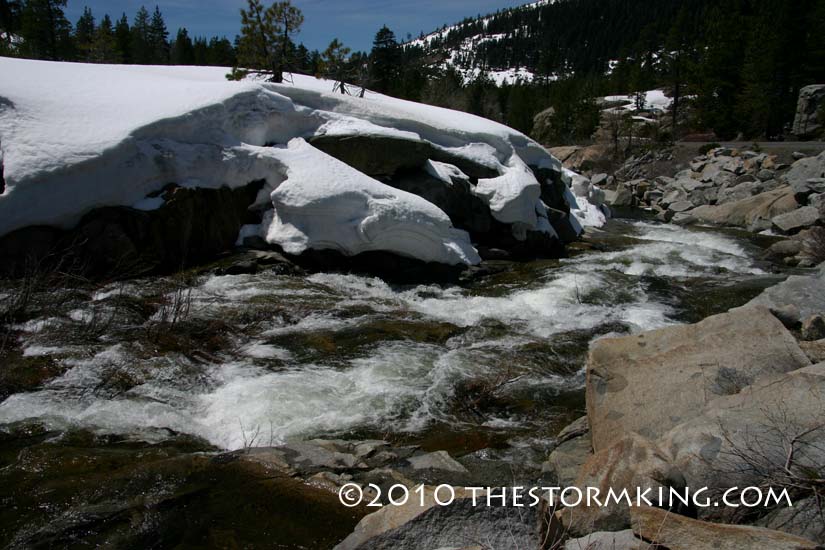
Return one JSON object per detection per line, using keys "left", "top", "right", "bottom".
{"left": 399, "top": 0, "right": 825, "bottom": 141}
{"left": 3, "top": 0, "right": 825, "bottom": 142}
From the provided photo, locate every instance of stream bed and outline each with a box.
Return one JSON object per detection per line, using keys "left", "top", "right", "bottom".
{"left": 0, "top": 219, "right": 786, "bottom": 547}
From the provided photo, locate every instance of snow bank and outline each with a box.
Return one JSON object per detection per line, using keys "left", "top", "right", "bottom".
{"left": 474, "top": 153, "right": 542, "bottom": 227}
{"left": 0, "top": 57, "right": 587, "bottom": 264}
{"left": 262, "top": 139, "right": 480, "bottom": 265}
{"left": 563, "top": 168, "right": 609, "bottom": 228}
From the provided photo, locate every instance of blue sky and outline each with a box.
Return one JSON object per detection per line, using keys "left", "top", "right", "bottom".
{"left": 64, "top": 0, "right": 529, "bottom": 52}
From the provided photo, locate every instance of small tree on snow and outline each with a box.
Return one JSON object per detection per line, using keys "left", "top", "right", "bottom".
{"left": 322, "top": 38, "right": 353, "bottom": 94}
{"left": 229, "top": 0, "right": 303, "bottom": 83}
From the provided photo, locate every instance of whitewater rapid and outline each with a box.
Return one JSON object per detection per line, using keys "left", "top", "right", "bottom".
{"left": 0, "top": 221, "right": 773, "bottom": 451}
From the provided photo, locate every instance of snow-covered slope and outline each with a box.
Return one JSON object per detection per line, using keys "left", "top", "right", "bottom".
{"left": 0, "top": 57, "right": 597, "bottom": 265}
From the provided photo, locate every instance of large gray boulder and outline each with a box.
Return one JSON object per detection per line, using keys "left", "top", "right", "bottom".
{"left": 564, "top": 530, "right": 644, "bottom": 550}
{"left": 771, "top": 205, "right": 822, "bottom": 234}
{"left": 334, "top": 486, "right": 537, "bottom": 550}
{"left": 756, "top": 496, "right": 825, "bottom": 544}
{"left": 586, "top": 307, "right": 811, "bottom": 452}
{"left": 660, "top": 364, "right": 825, "bottom": 511}
{"left": 792, "top": 84, "right": 825, "bottom": 139}
{"left": 783, "top": 151, "right": 825, "bottom": 190}
{"left": 744, "top": 266, "right": 825, "bottom": 320}
{"left": 631, "top": 505, "right": 820, "bottom": 550}
{"left": 543, "top": 416, "right": 593, "bottom": 487}
{"left": 690, "top": 186, "right": 798, "bottom": 231}
{"left": 558, "top": 433, "right": 686, "bottom": 537}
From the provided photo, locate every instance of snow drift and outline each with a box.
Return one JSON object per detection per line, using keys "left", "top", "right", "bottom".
{"left": 0, "top": 57, "right": 602, "bottom": 266}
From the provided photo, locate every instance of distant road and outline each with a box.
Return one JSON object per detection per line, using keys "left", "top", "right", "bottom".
{"left": 676, "top": 141, "right": 825, "bottom": 150}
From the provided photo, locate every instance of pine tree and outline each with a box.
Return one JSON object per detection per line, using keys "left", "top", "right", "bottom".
{"left": 130, "top": 6, "right": 152, "bottom": 64}
{"left": 369, "top": 25, "right": 400, "bottom": 94}
{"left": 322, "top": 38, "right": 352, "bottom": 94}
{"left": 90, "top": 14, "right": 117, "bottom": 63}
{"left": 230, "top": 0, "right": 303, "bottom": 82}
{"left": 20, "top": 0, "right": 73, "bottom": 60}
{"left": 148, "top": 5, "right": 168, "bottom": 63}
{"left": 207, "top": 36, "right": 235, "bottom": 66}
{"left": 74, "top": 6, "right": 95, "bottom": 60}
{"left": 114, "top": 13, "right": 130, "bottom": 63}
{"left": 170, "top": 27, "right": 194, "bottom": 65}
{"left": 663, "top": 5, "right": 698, "bottom": 133}
{"left": 193, "top": 35, "right": 208, "bottom": 64}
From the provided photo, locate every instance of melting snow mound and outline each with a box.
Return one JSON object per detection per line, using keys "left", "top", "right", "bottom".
{"left": 0, "top": 57, "right": 598, "bottom": 266}
{"left": 263, "top": 139, "right": 480, "bottom": 265}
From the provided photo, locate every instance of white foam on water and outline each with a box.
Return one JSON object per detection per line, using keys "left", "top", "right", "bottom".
{"left": 240, "top": 342, "right": 293, "bottom": 361}
{"left": 0, "top": 221, "right": 767, "bottom": 450}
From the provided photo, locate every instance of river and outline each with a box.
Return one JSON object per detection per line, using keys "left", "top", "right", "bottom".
{"left": 0, "top": 219, "right": 780, "bottom": 467}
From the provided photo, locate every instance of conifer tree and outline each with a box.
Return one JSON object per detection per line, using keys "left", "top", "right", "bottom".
{"left": 130, "top": 6, "right": 151, "bottom": 64}
{"left": 148, "top": 6, "right": 168, "bottom": 63}
{"left": 322, "top": 38, "right": 352, "bottom": 94}
{"left": 207, "top": 37, "right": 236, "bottom": 66}
{"left": 74, "top": 6, "right": 95, "bottom": 60}
{"left": 19, "top": 0, "right": 73, "bottom": 60}
{"left": 369, "top": 25, "right": 400, "bottom": 94}
{"left": 90, "top": 14, "right": 117, "bottom": 63}
{"left": 171, "top": 27, "right": 194, "bottom": 65}
{"left": 114, "top": 13, "right": 131, "bottom": 63}
{"left": 230, "top": 0, "right": 303, "bottom": 82}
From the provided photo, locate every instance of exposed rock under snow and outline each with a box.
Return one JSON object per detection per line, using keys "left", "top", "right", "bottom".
{"left": 0, "top": 57, "right": 596, "bottom": 266}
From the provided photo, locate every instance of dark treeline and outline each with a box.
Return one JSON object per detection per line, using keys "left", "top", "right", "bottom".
{"left": 4, "top": 0, "right": 825, "bottom": 141}
{"left": 0, "top": 0, "right": 238, "bottom": 66}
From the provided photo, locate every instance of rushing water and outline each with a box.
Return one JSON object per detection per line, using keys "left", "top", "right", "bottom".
{"left": 0, "top": 220, "right": 780, "bottom": 460}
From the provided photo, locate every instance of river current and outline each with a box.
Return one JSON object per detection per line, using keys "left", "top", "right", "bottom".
{"left": 0, "top": 220, "right": 780, "bottom": 463}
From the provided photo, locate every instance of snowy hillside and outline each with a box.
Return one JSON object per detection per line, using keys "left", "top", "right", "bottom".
{"left": 0, "top": 57, "right": 602, "bottom": 266}
{"left": 406, "top": 1, "right": 561, "bottom": 85}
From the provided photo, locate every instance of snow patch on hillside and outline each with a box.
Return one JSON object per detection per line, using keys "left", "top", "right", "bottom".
{"left": 602, "top": 89, "right": 673, "bottom": 114}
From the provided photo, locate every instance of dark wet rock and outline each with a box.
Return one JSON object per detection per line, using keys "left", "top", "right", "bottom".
{"left": 211, "top": 250, "right": 301, "bottom": 277}
{"left": 762, "top": 239, "right": 803, "bottom": 261}
{"left": 291, "top": 248, "right": 467, "bottom": 285}
{"left": 801, "top": 314, "right": 825, "bottom": 341}
{"left": 476, "top": 246, "right": 511, "bottom": 260}
{"left": 542, "top": 416, "right": 592, "bottom": 487}
{"left": 334, "top": 485, "right": 537, "bottom": 550}
{"left": 0, "top": 350, "right": 65, "bottom": 400}
{"left": 0, "top": 182, "right": 265, "bottom": 279}
{"left": 769, "top": 304, "right": 801, "bottom": 329}
{"left": 310, "top": 134, "right": 499, "bottom": 180}
{"left": 387, "top": 167, "right": 495, "bottom": 237}
{"left": 0, "top": 429, "right": 365, "bottom": 549}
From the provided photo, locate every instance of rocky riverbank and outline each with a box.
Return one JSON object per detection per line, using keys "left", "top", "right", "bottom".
{"left": 325, "top": 264, "right": 825, "bottom": 549}
{"left": 600, "top": 147, "right": 825, "bottom": 268}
